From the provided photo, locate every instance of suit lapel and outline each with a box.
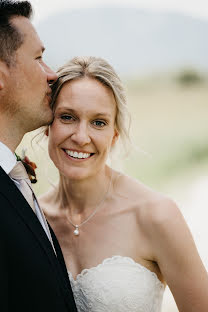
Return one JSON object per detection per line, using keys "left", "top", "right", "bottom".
{"left": 0, "top": 166, "right": 56, "bottom": 260}
{"left": 0, "top": 167, "right": 77, "bottom": 311}
{"left": 49, "top": 224, "right": 77, "bottom": 311}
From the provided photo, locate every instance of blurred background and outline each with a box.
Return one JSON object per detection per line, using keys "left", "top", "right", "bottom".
{"left": 17, "top": 1, "right": 208, "bottom": 311}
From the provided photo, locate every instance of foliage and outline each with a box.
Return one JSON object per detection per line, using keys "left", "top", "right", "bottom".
{"left": 175, "top": 69, "right": 204, "bottom": 86}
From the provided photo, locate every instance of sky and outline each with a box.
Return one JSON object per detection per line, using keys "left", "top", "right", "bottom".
{"left": 30, "top": 0, "right": 208, "bottom": 25}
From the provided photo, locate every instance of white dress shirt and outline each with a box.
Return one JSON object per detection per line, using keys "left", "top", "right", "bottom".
{"left": 0, "top": 141, "right": 56, "bottom": 253}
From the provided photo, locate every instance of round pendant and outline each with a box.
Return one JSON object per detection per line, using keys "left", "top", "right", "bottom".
{"left": 74, "top": 226, "right": 79, "bottom": 236}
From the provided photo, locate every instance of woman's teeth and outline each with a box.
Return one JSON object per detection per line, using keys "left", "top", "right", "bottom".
{"left": 65, "top": 150, "right": 91, "bottom": 159}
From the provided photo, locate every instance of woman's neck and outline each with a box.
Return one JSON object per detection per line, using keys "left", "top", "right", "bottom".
{"left": 57, "top": 166, "right": 113, "bottom": 218}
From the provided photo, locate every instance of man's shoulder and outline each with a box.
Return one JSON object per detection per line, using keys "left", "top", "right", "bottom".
{"left": 0, "top": 168, "right": 24, "bottom": 216}
{"left": 0, "top": 167, "right": 13, "bottom": 195}
{"left": 0, "top": 165, "right": 10, "bottom": 179}
{"left": 0, "top": 166, "right": 16, "bottom": 193}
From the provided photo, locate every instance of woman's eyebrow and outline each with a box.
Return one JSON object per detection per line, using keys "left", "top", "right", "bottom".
{"left": 93, "top": 113, "right": 111, "bottom": 118}
{"left": 55, "top": 107, "right": 111, "bottom": 118}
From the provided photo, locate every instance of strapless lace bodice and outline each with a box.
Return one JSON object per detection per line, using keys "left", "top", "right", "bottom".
{"left": 68, "top": 256, "right": 165, "bottom": 312}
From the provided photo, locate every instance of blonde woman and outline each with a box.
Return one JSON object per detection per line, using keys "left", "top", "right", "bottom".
{"left": 40, "top": 56, "right": 208, "bottom": 312}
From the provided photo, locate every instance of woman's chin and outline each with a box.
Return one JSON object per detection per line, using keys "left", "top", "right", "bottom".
{"left": 60, "top": 168, "right": 92, "bottom": 181}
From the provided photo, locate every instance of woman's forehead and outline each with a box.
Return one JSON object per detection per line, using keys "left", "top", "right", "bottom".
{"left": 56, "top": 77, "right": 117, "bottom": 114}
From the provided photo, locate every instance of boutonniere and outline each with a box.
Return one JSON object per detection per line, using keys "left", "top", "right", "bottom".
{"left": 15, "top": 149, "right": 37, "bottom": 184}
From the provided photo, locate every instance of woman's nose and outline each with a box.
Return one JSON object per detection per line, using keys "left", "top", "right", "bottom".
{"left": 71, "top": 123, "right": 91, "bottom": 146}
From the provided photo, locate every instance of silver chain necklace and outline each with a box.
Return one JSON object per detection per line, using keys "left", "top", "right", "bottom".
{"left": 65, "top": 172, "right": 113, "bottom": 236}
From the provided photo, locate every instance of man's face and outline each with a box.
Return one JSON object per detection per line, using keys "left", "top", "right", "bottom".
{"left": 3, "top": 16, "right": 57, "bottom": 131}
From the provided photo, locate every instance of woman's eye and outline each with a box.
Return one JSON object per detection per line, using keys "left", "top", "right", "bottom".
{"left": 60, "top": 115, "right": 75, "bottom": 122}
{"left": 92, "top": 120, "right": 106, "bottom": 128}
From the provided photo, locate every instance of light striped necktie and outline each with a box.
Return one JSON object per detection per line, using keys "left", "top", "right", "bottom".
{"left": 9, "top": 161, "right": 35, "bottom": 212}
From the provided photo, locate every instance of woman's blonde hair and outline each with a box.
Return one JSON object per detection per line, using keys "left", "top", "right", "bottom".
{"left": 51, "top": 56, "right": 130, "bottom": 149}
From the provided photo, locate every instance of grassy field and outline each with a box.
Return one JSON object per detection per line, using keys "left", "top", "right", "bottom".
{"left": 124, "top": 76, "right": 208, "bottom": 188}
{"left": 17, "top": 74, "right": 208, "bottom": 194}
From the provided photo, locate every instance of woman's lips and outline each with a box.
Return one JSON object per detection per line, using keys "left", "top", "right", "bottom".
{"left": 63, "top": 149, "right": 94, "bottom": 160}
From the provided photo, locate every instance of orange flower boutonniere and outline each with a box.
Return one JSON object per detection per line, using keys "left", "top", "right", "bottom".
{"left": 15, "top": 152, "right": 37, "bottom": 184}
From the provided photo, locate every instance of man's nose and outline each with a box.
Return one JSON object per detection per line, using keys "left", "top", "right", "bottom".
{"left": 44, "top": 63, "right": 58, "bottom": 83}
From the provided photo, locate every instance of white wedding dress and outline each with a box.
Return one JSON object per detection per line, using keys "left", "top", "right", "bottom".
{"left": 68, "top": 256, "right": 165, "bottom": 312}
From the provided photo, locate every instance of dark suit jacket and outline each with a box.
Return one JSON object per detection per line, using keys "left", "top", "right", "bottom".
{"left": 0, "top": 166, "right": 77, "bottom": 312}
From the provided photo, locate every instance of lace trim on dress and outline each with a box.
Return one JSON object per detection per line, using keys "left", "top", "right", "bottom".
{"left": 68, "top": 255, "right": 164, "bottom": 288}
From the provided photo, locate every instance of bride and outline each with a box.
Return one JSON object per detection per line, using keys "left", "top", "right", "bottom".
{"left": 39, "top": 56, "right": 208, "bottom": 312}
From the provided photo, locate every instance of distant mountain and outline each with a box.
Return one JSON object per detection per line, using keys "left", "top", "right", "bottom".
{"left": 36, "top": 8, "right": 208, "bottom": 75}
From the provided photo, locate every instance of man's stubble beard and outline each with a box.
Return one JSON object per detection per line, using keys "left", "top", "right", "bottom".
{"left": 24, "top": 102, "right": 54, "bottom": 132}
{"left": 3, "top": 97, "right": 53, "bottom": 133}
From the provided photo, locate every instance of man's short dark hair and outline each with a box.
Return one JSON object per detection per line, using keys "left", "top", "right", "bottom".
{"left": 0, "top": 0, "right": 33, "bottom": 65}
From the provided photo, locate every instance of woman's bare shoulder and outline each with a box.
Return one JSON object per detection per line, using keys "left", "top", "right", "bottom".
{"left": 114, "top": 172, "right": 165, "bottom": 202}
{"left": 115, "top": 172, "right": 179, "bottom": 227}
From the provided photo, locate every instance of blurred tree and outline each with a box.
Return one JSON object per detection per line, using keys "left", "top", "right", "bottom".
{"left": 176, "top": 68, "right": 204, "bottom": 86}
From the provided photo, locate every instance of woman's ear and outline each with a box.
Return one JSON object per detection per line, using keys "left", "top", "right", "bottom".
{"left": 112, "top": 129, "right": 119, "bottom": 146}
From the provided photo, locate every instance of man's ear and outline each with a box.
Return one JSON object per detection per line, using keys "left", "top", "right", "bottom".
{"left": 0, "top": 60, "right": 9, "bottom": 90}
{"left": 0, "top": 67, "right": 4, "bottom": 90}
{"left": 0, "top": 80, "right": 4, "bottom": 90}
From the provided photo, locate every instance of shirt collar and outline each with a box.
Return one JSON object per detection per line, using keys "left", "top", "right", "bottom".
{"left": 0, "top": 141, "right": 17, "bottom": 174}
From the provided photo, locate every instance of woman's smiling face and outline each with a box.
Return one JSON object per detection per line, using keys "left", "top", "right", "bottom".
{"left": 48, "top": 77, "right": 118, "bottom": 180}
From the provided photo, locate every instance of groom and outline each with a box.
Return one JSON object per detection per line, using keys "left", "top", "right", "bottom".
{"left": 0, "top": 1, "right": 77, "bottom": 311}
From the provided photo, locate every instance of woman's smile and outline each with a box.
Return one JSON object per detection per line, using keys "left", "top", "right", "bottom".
{"left": 63, "top": 149, "right": 95, "bottom": 161}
